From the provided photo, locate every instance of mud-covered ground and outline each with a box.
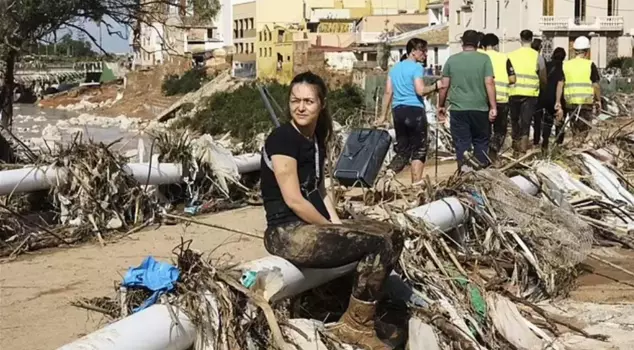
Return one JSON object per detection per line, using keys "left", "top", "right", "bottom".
{"left": 0, "top": 207, "right": 268, "bottom": 350}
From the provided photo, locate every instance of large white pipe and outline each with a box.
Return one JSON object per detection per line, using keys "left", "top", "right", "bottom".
{"left": 233, "top": 153, "right": 261, "bottom": 174}
{"left": 240, "top": 256, "right": 358, "bottom": 302}
{"left": 0, "top": 154, "right": 264, "bottom": 196}
{"left": 406, "top": 197, "right": 465, "bottom": 232}
{"left": 0, "top": 165, "right": 68, "bottom": 195}
{"left": 2, "top": 128, "right": 395, "bottom": 196}
{"left": 57, "top": 302, "right": 197, "bottom": 350}
{"left": 0, "top": 163, "right": 183, "bottom": 196}
{"left": 405, "top": 175, "right": 538, "bottom": 231}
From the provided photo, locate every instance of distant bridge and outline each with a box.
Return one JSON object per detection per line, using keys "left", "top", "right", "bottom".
{"left": 1, "top": 61, "right": 104, "bottom": 84}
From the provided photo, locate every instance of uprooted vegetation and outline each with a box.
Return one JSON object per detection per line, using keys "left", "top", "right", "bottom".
{"left": 0, "top": 130, "right": 256, "bottom": 258}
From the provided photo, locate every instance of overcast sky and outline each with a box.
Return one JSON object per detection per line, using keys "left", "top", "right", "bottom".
{"left": 71, "top": 19, "right": 131, "bottom": 54}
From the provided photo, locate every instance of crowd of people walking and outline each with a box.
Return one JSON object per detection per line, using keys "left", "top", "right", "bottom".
{"left": 382, "top": 29, "right": 603, "bottom": 175}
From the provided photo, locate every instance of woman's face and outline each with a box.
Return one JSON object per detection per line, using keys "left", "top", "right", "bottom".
{"left": 412, "top": 46, "right": 428, "bottom": 63}
{"left": 289, "top": 83, "right": 322, "bottom": 128}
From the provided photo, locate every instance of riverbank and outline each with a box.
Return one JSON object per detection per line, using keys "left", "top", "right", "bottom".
{"left": 11, "top": 104, "right": 170, "bottom": 156}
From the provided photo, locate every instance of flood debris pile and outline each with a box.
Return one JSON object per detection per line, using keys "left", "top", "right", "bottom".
{"left": 532, "top": 127, "right": 634, "bottom": 250}
{"left": 47, "top": 136, "right": 156, "bottom": 241}
{"left": 384, "top": 169, "right": 594, "bottom": 349}
{"left": 0, "top": 129, "right": 261, "bottom": 258}
{"left": 152, "top": 130, "right": 255, "bottom": 210}
{"left": 67, "top": 168, "right": 611, "bottom": 350}
{"left": 74, "top": 239, "right": 347, "bottom": 350}
{"left": 0, "top": 136, "right": 156, "bottom": 257}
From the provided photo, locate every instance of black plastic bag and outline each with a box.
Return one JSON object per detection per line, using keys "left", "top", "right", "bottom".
{"left": 334, "top": 129, "right": 392, "bottom": 187}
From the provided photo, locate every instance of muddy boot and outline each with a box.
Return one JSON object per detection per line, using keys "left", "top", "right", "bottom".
{"left": 387, "top": 155, "right": 407, "bottom": 173}
{"left": 511, "top": 139, "right": 521, "bottom": 158}
{"left": 327, "top": 296, "right": 392, "bottom": 350}
{"left": 519, "top": 136, "right": 530, "bottom": 155}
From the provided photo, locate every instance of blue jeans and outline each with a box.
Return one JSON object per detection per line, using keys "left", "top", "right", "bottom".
{"left": 450, "top": 110, "right": 490, "bottom": 167}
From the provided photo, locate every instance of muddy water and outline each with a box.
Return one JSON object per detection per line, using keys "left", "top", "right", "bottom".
{"left": 11, "top": 104, "right": 154, "bottom": 156}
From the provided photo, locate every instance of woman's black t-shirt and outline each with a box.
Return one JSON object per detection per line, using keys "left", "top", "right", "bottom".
{"left": 261, "top": 123, "right": 330, "bottom": 227}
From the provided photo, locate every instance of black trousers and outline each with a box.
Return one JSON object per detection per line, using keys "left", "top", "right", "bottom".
{"left": 265, "top": 220, "right": 404, "bottom": 302}
{"left": 449, "top": 110, "right": 490, "bottom": 167}
{"left": 533, "top": 108, "right": 543, "bottom": 145}
{"left": 539, "top": 109, "right": 564, "bottom": 150}
{"left": 509, "top": 96, "right": 538, "bottom": 141}
{"left": 489, "top": 103, "right": 509, "bottom": 156}
{"left": 389, "top": 105, "right": 428, "bottom": 172}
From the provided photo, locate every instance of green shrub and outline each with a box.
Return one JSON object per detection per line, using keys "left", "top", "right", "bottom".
{"left": 162, "top": 68, "right": 210, "bottom": 96}
{"left": 172, "top": 81, "right": 366, "bottom": 142}
{"left": 172, "top": 82, "right": 289, "bottom": 141}
{"left": 607, "top": 56, "right": 634, "bottom": 71}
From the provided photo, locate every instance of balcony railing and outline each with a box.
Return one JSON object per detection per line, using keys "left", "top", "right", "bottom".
{"left": 356, "top": 32, "right": 385, "bottom": 44}
{"left": 539, "top": 16, "right": 624, "bottom": 31}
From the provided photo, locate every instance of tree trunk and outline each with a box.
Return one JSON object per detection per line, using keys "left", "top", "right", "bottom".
{"left": 0, "top": 49, "right": 18, "bottom": 163}
{"left": 1, "top": 48, "right": 17, "bottom": 129}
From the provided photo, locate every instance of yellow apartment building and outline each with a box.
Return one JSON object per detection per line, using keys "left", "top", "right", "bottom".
{"left": 254, "top": 0, "right": 306, "bottom": 83}
{"left": 257, "top": 24, "right": 310, "bottom": 83}
{"left": 252, "top": 0, "right": 432, "bottom": 81}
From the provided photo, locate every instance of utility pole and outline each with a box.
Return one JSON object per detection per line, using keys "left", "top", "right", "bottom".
{"left": 99, "top": 21, "right": 103, "bottom": 49}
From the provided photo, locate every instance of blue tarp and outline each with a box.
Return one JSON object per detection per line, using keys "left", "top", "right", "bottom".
{"left": 122, "top": 256, "right": 180, "bottom": 312}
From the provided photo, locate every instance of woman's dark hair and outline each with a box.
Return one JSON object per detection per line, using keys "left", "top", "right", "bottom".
{"left": 289, "top": 71, "right": 333, "bottom": 146}
{"left": 531, "top": 38, "right": 543, "bottom": 51}
{"left": 400, "top": 53, "right": 408, "bottom": 61}
{"left": 405, "top": 38, "right": 428, "bottom": 56}
{"left": 481, "top": 33, "right": 499, "bottom": 47}
{"left": 477, "top": 31, "right": 485, "bottom": 48}
{"left": 551, "top": 47, "right": 566, "bottom": 61}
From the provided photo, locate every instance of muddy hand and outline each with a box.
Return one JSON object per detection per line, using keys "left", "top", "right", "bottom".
{"left": 437, "top": 107, "right": 447, "bottom": 122}
{"left": 489, "top": 108, "right": 497, "bottom": 122}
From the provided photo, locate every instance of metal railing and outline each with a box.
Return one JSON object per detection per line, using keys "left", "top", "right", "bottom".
{"left": 539, "top": 16, "right": 624, "bottom": 31}
{"left": 13, "top": 61, "right": 104, "bottom": 73}
{"left": 356, "top": 32, "right": 385, "bottom": 44}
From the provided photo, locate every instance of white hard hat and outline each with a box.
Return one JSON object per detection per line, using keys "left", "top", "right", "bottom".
{"left": 573, "top": 36, "right": 591, "bottom": 50}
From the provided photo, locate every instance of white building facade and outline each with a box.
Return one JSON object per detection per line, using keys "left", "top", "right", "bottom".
{"left": 428, "top": 0, "right": 449, "bottom": 26}
{"left": 131, "top": 0, "right": 234, "bottom": 67}
{"left": 447, "top": 0, "right": 634, "bottom": 68}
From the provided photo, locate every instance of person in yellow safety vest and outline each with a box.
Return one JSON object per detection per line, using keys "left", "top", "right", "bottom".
{"left": 555, "top": 36, "right": 602, "bottom": 142}
{"left": 482, "top": 33, "right": 517, "bottom": 162}
{"left": 507, "top": 29, "right": 547, "bottom": 156}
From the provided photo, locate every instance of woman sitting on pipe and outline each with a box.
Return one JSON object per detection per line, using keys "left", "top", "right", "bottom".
{"left": 261, "top": 71, "right": 404, "bottom": 349}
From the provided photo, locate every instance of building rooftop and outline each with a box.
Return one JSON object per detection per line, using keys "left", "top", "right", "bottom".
{"left": 393, "top": 23, "right": 427, "bottom": 33}
{"left": 427, "top": 0, "right": 445, "bottom": 9}
{"left": 389, "top": 24, "right": 449, "bottom": 46}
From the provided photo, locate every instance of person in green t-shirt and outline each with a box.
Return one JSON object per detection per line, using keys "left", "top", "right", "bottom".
{"left": 438, "top": 30, "right": 497, "bottom": 170}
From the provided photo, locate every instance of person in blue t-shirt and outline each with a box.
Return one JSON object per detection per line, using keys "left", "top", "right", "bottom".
{"left": 375, "top": 38, "right": 441, "bottom": 185}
